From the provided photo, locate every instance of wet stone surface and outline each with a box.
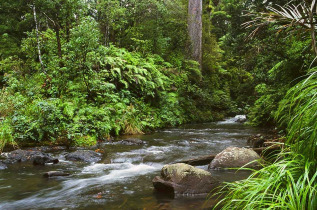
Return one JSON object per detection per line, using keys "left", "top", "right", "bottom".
{"left": 65, "top": 150, "right": 102, "bottom": 163}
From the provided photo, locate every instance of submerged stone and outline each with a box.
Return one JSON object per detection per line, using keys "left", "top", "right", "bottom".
{"left": 0, "top": 161, "right": 7, "bottom": 170}
{"left": 117, "top": 138, "right": 145, "bottom": 145}
{"left": 43, "top": 171, "right": 70, "bottom": 178}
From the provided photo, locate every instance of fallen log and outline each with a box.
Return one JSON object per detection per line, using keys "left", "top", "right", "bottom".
{"left": 173, "top": 154, "right": 216, "bottom": 166}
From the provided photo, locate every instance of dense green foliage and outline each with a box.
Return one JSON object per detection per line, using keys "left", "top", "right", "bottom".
{"left": 0, "top": 0, "right": 242, "bottom": 149}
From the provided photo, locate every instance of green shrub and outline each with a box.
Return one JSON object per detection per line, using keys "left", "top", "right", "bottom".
{"left": 0, "top": 119, "right": 16, "bottom": 152}
{"left": 73, "top": 135, "right": 97, "bottom": 147}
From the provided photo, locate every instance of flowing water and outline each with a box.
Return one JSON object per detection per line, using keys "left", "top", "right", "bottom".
{"left": 0, "top": 117, "right": 267, "bottom": 209}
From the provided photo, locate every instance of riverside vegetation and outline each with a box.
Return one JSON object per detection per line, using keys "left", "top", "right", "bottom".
{"left": 1, "top": 0, "right": 317, "bottom": 209}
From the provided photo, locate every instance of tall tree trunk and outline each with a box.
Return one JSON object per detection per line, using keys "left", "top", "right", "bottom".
{"left": 188, "top": 0, "right": 202, "bottom": 66}
{"left": 32, "top": 2, "right": 45, "bottom": 73}
{"left": 104, "top": 25, "right": 110, "bottom": 47}
{"left": 55, "top": 25, "right": 62, "bottom": 59}
{"left": 309, "top": 8, "right": 317, "bottom": 56}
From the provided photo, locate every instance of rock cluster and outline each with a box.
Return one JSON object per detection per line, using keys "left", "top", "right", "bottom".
{"left": 153, "top": 146, "right": 263, "bottom": 196}
{"left": 2, "top": 149, "right": 59, "bottom": 165}
{"left": 0, "top": 148, "right": 104, "bottom": 170}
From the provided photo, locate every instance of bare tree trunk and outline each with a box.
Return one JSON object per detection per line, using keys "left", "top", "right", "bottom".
{"left": 188, "top": 0, "right": 202, "bottom": 66}
{"left": 104, "top": 25, "right": 110, "bottom": 46}
{"left": 32, "top": 2, "right": 45, "bottom": 73}
{"left": 55, "top": 25, "right": 62, "bottom": 59}
{"left": 309, "top": 10, "right": 317, "bottom": 56}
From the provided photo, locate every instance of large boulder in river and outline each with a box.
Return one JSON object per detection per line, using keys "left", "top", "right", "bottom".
{"left": 65, "top": 150, "right": 102, "bottom": 163}
{"left": 153, "top": 163, "right": 219, "bottom": 195}
{"left": 209, "top": 147, "right": 261, "bottom": 170}
{"left": 2, "top": 149, "right": 58, "bottom": 165}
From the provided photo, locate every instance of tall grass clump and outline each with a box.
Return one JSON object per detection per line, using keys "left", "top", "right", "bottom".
{"left": 214, "top": 69, "right": 317, "bottom": 209}
{"left": 277, "top": 69, "right": 317, "bottom": 161}
{"left": 215, "top": 153, "right": 317, "bottom": 209}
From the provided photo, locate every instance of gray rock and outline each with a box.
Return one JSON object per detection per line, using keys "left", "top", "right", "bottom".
{"left": 234, "top": 115, "right": 247, "bottom": 123}
{"left": 209, "top": 147, "right": 262, "bottom": 170}
{"left": 117, "top": 138, "right": 144, "bottom": 145}
{"left": 65, "top": 150, "right": 102, "bottom": 163}
{"left": 33, "top": 155, "right": 59, "bottom": 165}
{"left": 153, "top": 163, "right": 219, "bottom": 195}
{"left": 0, "top": 161, "right": 7, "bottom": 170}
{"left": 3, "top": 149, "right": 58, "bottom": 165}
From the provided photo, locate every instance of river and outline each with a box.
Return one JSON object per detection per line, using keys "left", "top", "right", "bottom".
{"left": 0, "top": 117, "right": 267, "bottom": 209}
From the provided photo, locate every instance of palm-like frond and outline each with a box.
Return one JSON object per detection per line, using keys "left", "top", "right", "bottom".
{"left": 243, "top": 1, "right": 317, "bottom": 54}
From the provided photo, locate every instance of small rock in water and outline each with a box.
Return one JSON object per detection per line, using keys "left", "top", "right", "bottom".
{"left": 117, "top": 138, "right": 144, "bottom": 145}
{"left": 0, "top": 161, "right": 7, "bottom": 170}
{"left": 234, "top": 115, "right": 247, "bottom": 123}
{"left": 33, "top": 155, "right": 59, "bottom": 165}
{"left": 43, "top": 171, "right": 70, "bottom": 178}
{"left": 65, "top": 150, "right": 102, "bottom": 163}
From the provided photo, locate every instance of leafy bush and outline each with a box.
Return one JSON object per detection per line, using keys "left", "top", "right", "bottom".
{"left": 0, "top": 119, "right": 16, "bottom": 152}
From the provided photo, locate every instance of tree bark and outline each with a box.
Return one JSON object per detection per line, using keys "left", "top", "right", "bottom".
{"left": 55, "top": 25, "right": 62, "bottom": 59}
{"left": 188, "top": 0, "right": 202, "bottom": 66}
{"left": 32, "top": 2, "right": 45, "bottom": 73}
{"left": 309, "top": 9, "right": 317, "bottom": 56}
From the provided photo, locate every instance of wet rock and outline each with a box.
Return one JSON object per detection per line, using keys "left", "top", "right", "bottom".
{"left": 43, "top": 171, "right": 70, "bottom": 178}
{"left": 2, "top": 149, "right": 58, "bottom": 165}
{"left": 209, "top": 147, "right": 261, "bottom": 170}
{"left": 117, "top": 138, "right": 144, "bottom": 145}
{"left": 0, "top": 161, "right": 7, "bottom": 170}
{"left": 234, "top": 115, "right": 247, "bottom": 123}
{"left": 153, "top": 163, "right": 219, "bottom": 195}
{"left": 65, "top": 150, "right": 102, "bottom": 163}
{"left": 253, "top": 139, "right": 265, "bottom": 148}
{"left": 33, "top": 155, "right": 59, "bottom": 165}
